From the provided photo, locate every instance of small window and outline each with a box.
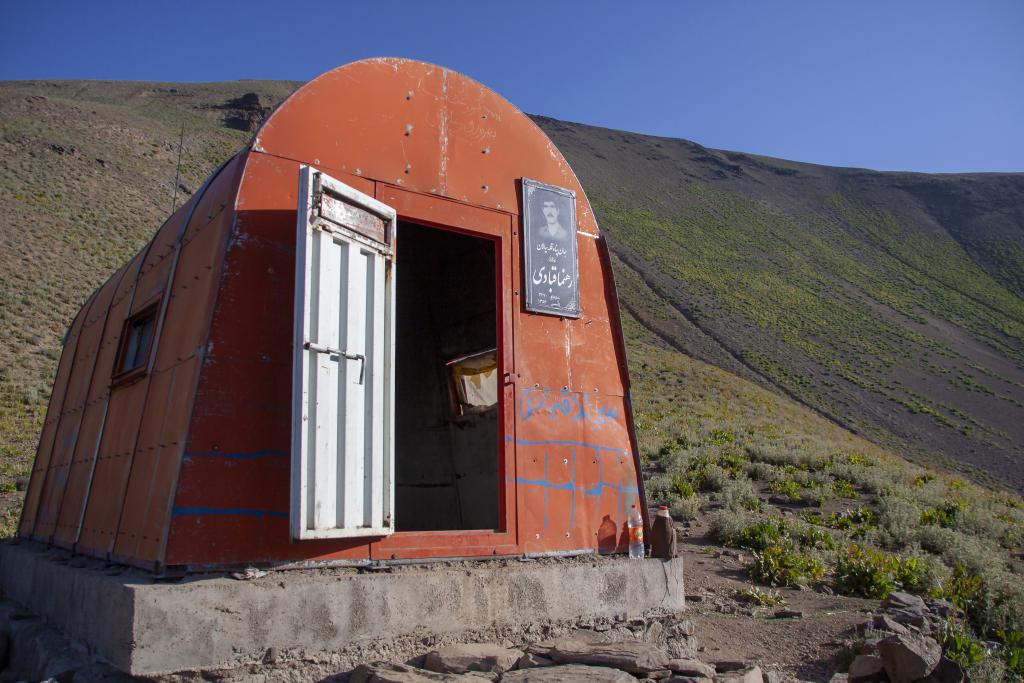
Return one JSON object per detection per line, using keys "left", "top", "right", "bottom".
{"left": 447, "top": 349, "right": 498, "bottom": 416}
{"left": 114, "top": 304, "right": 158, "bottom": 378}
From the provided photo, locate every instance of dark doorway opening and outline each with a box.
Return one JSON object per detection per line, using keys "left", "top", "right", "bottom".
{"left": 394, "top": 221, "right": 499, "bottom": 531}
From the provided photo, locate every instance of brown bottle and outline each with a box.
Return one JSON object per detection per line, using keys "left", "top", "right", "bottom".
{"left": 650, "top": 506, "right": 676, "bottom": 559}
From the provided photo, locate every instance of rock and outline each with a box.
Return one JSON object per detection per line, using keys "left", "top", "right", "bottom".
{"left": 665, "top": 677, "right": 713, "bottom": 683}
{"left": 920, "top": 656, "right": 965, "bottom": 683}
{"left": 828, "top": 675, "right": 849, "bottom": 683}
{"left": 501, "top": 664, "right": 636, "bottom": 682}
{"left": 648, "top": 670, "right": 672, "bottom": 680}
{"left": 925, "top": 599, "right": 958, "bottom": 618}
{"left": 263, "top": 647, "right": 279, "bottom": 664}
{"left": 667, "top": 658, "right": 715, "bottom": 678}
{"left": 886, "top": 607, "right": 927, "bottom": 627}
{"left": 877, "top": 633, "right": 941, "bottom": 683}
{"left": 646, "top": 620, "right": 666, "bottom": 644}
{"left": 713, "top": 660, "right": 749, "bottom": 673}
{"left": 516, "top": 652, "right": 554, "bottom": 669}
{"left": 667, "top": 620, "right": 695, "bottom": 637}
{"left": 883, "top": 591, "right": 927, "bottom": 613}
{"left": 771, "top": 609, "right": 803, "bottom": 619}
{"left": 856, "top": 639, "right": 881, "bottom": 655}
{"left": 423, "top": 643, "right": 522, "bottom": 675}
{"left": 350, "top": 662, "right": 464, "bottom": 683}
{"left": 847, "top": 654, "right": 885, "bottom": 682}
{"left": 716, "top": 665, "right": 763, "bottom": 683}
{"left": 547, "top": 640, "right": 671, "bottom": 674}
{"left": 664, "top": 620, "right": 698, "bottom": 659}
{"left": 762, "top": 671, "right": 781, "bottom": 683}
{"left": 857, "top": 613, "right": 911, "bottom": 637}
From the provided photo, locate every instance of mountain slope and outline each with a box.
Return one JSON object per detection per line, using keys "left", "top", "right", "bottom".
{"left": 532, "top": 116, "right": 1024, "bottom": 490}
{"left": 0, "top": 78, "right": 1021, "bottom": 522}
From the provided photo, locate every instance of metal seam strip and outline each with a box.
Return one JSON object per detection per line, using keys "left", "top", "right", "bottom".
{"left": 48, "top": 261, "right": 134, "bottom": 546}
{"left": 20, "top": 291, "right": 96, "bottom": 538}
{"left": 108, "top": 154, "right": 237, "bottom": 564}
{"left": 155, "top": 199, "right": 240, "bottom": 569}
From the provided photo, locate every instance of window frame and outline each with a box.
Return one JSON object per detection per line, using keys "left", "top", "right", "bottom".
{"left": 111, "top": 299, "right": 160, "bottom": 386}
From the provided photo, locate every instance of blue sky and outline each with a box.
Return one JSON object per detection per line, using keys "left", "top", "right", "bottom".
{"left": 1, "top": 1, "right": 1021, "bottom": 173}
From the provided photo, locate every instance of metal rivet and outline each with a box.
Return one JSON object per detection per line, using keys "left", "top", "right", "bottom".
{"left": 404, "top": 124, "right": 413, "bottom": 136}
{"left": 482, "top": 184, "right": 489, "bottom": 192}
{"left": 565, "top": 532, "right": 570, "bottom": 538}
{"left": 482, "top": 147, "right": 490, "bottom": 154}
{"left": 404, "top": 164, "right": 411, "bottom": 174}
{"left": 534, "top": 533, "right": 540, "bottom": 539}
{"left": 355, "top": 168, "right": 362, "bottom": 176}
{"left": 406, "top": 90, "right": 413, "bottom": 100}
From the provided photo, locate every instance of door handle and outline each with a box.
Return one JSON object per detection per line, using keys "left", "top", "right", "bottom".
{"left": 305, "top": 341, "right": 366, "bottom": 384}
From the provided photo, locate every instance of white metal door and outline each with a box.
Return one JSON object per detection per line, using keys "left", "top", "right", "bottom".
{"left": 292, "top": 166, "right": 396, "bottom": 540}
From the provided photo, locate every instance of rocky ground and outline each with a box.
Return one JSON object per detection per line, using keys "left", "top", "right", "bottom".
{"left": 0, "top": 521, "right": 970, "bottom": 683}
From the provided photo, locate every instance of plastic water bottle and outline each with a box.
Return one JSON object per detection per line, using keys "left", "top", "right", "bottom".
{"left": 628, "top": 504, "right": 645, "bottom": 559}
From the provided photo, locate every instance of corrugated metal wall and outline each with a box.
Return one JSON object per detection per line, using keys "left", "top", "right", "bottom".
{"left": 19, "top": 154, "right": 245, "bottom": 569}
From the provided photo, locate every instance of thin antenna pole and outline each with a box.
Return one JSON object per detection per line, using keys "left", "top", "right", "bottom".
{"left": 170, "top": 122, "right": 185, "bottom": 214}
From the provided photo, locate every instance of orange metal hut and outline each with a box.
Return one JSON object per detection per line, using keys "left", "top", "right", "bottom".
{"left": 19, "top": 58, "right": 647, "bottom": 571}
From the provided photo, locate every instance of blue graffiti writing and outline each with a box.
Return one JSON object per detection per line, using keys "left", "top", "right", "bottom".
{"left": 518, "top": 388, "right": 620, "bottom": 430}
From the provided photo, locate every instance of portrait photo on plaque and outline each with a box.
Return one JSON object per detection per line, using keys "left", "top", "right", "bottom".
{"left": 521, "top": 178, "right": 580, "bottom": 318}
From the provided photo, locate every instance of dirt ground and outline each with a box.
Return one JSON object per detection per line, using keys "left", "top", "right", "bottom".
{"left": 677, "top": 517, "right": 877, "bottom": 683}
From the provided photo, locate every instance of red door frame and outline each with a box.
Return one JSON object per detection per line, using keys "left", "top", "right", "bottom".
{"left": 370, "top": 184, "right": 519, "bottom": 560}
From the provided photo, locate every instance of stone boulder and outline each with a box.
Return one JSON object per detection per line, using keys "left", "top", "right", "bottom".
{"left": 884, "top": 591, "right": 927, "bottom": 612}
{"left": 921, "top": 657, "right": 966, "bottom": 683}
{"left": 877, "top": 633, "right": 941, "bottom": 683}
{"left": 546, "top": 639, "right": 671, "bottom": 674}
{"left": 847, "top": 654, "right": 885, "bottom": 682}
{"left": 515, "top": 652, "right": 554, "bottom": 669}
{"left": 715, "top": 664, "right": 763, "bottom": 683}
{"left": 350, "top": 662, "right": 464, "bottom": 683}
{"left": 666, "top": 658, "right": 716, "bottom": 678}
{"left": 422, "top": 643, "right": 523, "bottom": 675}
{"left": 501, "top": 663, "right": 636, "bottom": 682}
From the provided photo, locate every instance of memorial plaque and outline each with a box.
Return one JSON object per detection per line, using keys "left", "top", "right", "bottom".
{"left": 521, "top": 178, "right": 579, "bottom": 317}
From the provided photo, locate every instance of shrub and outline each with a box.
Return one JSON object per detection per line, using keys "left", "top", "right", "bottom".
{"left": 669, "top": 495, "right": 701, "bottom": 521}
{"left": 671, "top": 476, "right": 696, "bottom": 499}
{"left": 834, "top": 544, "right": 934, "bottom": 598}
{"left": 731, "top": 518, "right": 790, "bottom": 551}
{"left": 997, "top": 629, "right": 1024, "bottom": 679}
{"left": 747, "top": 543, "right": 824, "bottom": 587}
{"left": 768, "top": 478, "right": 801, "bottom": 502}
{"left": 797, "top": 525, "right": 837, "bottom": 551}
{"left": 805, "top": 506, "right": 876, "bottom": 537}
{"left": 834, "top": 544, "right": 896, "bottom": 598}
{"left": 921, "top": 499, "right": 967, "bottom": 528}
{"left": 719, "top": 478, "right": 761, "bottom": 512}
{"left": 832, "top": 478, "right": 857, "bottom": 498}
{"left": 939, "top": 619, "right": 988, "bottom": 668}
{"left": 737, "top": 585, "right": 785, "bottom": 606}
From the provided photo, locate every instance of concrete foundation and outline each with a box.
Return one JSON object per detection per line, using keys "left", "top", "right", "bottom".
{"left": 0, "top": 541, "right": 684, "bottom": 676}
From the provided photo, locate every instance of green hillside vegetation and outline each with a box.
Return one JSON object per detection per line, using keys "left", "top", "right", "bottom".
{"left": 0, "top": 80, "right": 1022, "bottom": 677}
{"left": 621, "top": 310, "right": 1024, "bottom": 680}
{"left": 0, "top": 80, "right": 297, "bottom": 530}
{"left": 536, "top": 115, "right": 1024, "bottom": 491}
